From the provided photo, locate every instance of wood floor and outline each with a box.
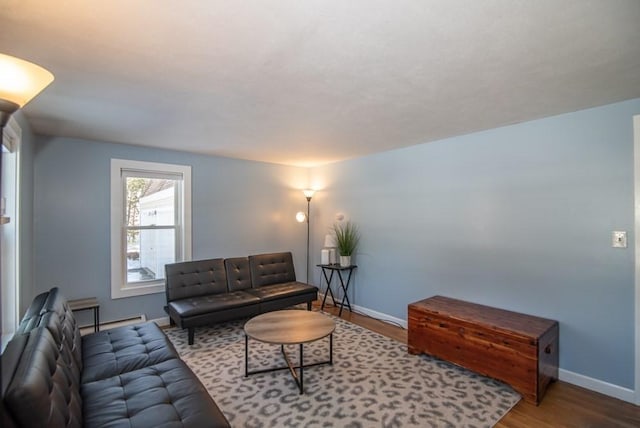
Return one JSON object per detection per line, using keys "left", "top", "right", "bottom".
{"left": 317, "top": 302, "right": 640, "bottom": 428}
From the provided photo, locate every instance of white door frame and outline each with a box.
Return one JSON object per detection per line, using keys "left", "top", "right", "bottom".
{"left": 633, "top": 114, "right": 640, "bottom": 405}
{"left": 1, "top": 116, "right": 21, "bottom": 350}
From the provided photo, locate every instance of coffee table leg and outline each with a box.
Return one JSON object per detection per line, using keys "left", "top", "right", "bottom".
{"left": 244, "top": 332, "right": 333, "bottom": 395}
{"left": 329, "top": 333, "right": 333, "bottom": 365}
{"left": 299, "top": 343, "right": 304, "bottom": 394}
{"left": 244, "top": 334, "right": 249, "bottom": 377}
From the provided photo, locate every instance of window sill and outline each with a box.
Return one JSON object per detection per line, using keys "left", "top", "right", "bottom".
{"left": 111, "top": 282, "right": 165, "bottom": 299}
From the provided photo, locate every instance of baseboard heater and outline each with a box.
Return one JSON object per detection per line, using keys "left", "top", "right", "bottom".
{"left": 79, "top": 314, "right": 147, "bottom": 333}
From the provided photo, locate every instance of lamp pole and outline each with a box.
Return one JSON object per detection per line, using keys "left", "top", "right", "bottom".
{"left": 295, "top": 190, "right": 315, "bottom": 282}
{"left": 300, "top": 189, "right": 315, "bottom": 283}
{"left": 305, "top": 195, "right": 311, "bottom": 283}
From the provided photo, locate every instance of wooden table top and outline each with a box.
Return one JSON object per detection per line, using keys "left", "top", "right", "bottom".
{"left": 244, "top": 310, "right": 335, "bottom": 345}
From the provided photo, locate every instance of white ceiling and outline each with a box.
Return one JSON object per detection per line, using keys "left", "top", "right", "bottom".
{"left": 1, "top": 1, "right": 639, "bottom": 166}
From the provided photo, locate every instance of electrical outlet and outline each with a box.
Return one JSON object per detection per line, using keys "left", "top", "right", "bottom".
{"left": 612, "top": 231, "right": 627, "bottom": 248}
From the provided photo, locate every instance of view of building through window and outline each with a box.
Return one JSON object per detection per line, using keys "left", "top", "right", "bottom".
{"left": 125, "top": 177, "right": 177, "bottom": 284}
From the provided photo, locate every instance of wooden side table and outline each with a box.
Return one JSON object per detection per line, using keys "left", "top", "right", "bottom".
{"left": 317, "top": 264, "right": 357, "bottom": 316}
{"left": 68, "top": 297, "right": 100, "bottom": 332}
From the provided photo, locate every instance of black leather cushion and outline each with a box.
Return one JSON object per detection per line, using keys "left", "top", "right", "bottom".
{"left": 175, "top": 304, "right": 261, "bottom": 329}
{"left": 4, "top": 327, "right": 83, "bottom": 428}
{"left": 81, "top": 322, "right": 179, "bottom": 384}
{"left": 249, "top": 252, "right": 297, "bottom": 287}
{"left": 168, "top": 291, "right": 259, "bottom": 318}
{"left": 165, "top": 258, "right": 228, "bottom": 302}
{"left": 39, "top": 286, "right": 68, "bottom": 315}
{"left": 81, "top": 359, "right": 229, "bottom": 428}
{"left": 246, "top": 281, "right": 317, "bottom": 302}
{"left": 39, "top": 311, "right": 82, "bottom": 387}
{"left": 1, "top": 333, "right": 29, "bottom": 428}
{"left": 15, "top": 291, "right": 48, "bottom": 334}
{"left": 36, "top": 287, "right": 84, "bottom": 371}
{"left": 224, "top": 257, "right": 252, "bottom": 291}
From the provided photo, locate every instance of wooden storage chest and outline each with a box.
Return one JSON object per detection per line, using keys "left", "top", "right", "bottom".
{"left": 408, "top": 296, "right": 558, "bottom": 405}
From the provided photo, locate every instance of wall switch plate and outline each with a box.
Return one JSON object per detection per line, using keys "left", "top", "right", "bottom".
{"left": 612, "top": 231, "right": 627, "bottom": 248}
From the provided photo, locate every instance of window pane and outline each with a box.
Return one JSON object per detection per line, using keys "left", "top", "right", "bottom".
{"left": 127, "top": 228, "right": 175, "bottom": 284}
{"left": 125, "top": 177, "right": 176, "bottom": 227}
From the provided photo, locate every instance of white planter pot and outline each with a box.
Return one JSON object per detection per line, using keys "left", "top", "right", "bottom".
{"left": 339, "top": 255, "right": 351, "bottom": 267}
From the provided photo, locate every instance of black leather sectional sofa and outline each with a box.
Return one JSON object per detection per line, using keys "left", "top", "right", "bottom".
{"left": 166, "top": 251, "right": 318, "bottom": 345}
{"left": 1, "top": 287, "right": 230, "bottom": 428}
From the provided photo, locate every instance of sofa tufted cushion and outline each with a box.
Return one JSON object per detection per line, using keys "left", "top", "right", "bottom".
{"left": 168, "top": 290, "right": 260, "bottom": 318}
{"left": 4, "top": 327, "right": 83, "bottom": 428}
{"left": 81, "top": 359, "right": 228, "bottom": 428}
{"left": 39, "top": 311, "right": 83, "bottom": 387}
{"left": 1, "top": 333, "right": 29, "bottom": 428}
{"left": 40, "top": 286, "right": 69, "bottom": 315}
{"left": 249, "top": 252, "right": 297, "bottom": 287}
{"left": 165, "top": 258, "right": 228, "bottom": 302}
{"left": 14, "top": 291, "right": 48, "bottom": 335}
{"left": 246, "top": 281, "right": 317, "bottom": 302}
{"left": 224, "top": 257, "right": 253, "bottom": 291}
{"left": 81, "top": 322, "right": 179, "bottom": 384}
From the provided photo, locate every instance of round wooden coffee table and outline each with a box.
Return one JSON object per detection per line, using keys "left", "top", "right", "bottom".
{"left": 244, "top": 310, "right": 335, "bottom": 394}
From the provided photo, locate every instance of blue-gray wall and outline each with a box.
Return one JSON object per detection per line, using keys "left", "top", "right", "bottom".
{"left": 310, "top": 98, "right": 640, "bottom": 389}
{"left": 27, "top": 98, "right": 639, "bottom": 390}
{"left": 33, "top": 137, "right": 309, "bottom": 324}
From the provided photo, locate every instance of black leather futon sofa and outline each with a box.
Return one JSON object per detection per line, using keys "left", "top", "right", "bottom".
{"left": 166, "top": 251, "right": 318, "bottom": 344}
{"left": 1, "top": 287, "right": 230, "bottom": 428}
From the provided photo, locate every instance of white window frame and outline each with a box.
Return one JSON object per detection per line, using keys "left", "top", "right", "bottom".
{"left": 110, "top": 159, "right": 191, "bottom": 299}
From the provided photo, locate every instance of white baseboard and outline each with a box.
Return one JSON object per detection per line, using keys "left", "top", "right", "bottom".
{"left": 559, "top": 369, "right": 636, "bottom": 404}
{"left": 351, "top": 303, "right": 408, "bottom": 329}
{"left": 320, "top": 294, "right": 638, "bottom": 404}
{"left": 318, "top": 292, "right": 407, "bottom": 329}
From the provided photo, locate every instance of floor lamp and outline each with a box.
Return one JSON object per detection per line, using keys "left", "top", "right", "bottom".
{"left": 0, "top": 52, "right": 54, "bottom": 338}
{"left": 296, "top": 189, "right": 315, "bottom": 283}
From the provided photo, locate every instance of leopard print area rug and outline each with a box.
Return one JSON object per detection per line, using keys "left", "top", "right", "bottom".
{"left": 165, "top": 312, "right": 520, "bottom": 427}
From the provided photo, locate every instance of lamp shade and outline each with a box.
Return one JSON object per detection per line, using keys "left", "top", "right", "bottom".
{"left": 302, "top": 189, "right": 315, "bottom": 199}
{"left": 0, "top": 53, "right": 54, "bottom": 108}
{"left": 296, "top": 211, "right": 307, "bottom": 223}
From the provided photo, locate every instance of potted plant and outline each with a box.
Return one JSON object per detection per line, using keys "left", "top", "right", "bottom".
{"left": 333, "top": 221, "right": 360, "bottom": 267}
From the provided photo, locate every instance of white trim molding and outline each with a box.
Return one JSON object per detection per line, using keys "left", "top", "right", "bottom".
{"left": 559, "top": 369, "right": 636, "bottom": 404}
{"left": 317, "top": 291, "right": 408, "bottom": 329}
{"left": 351, "top": 303, "right": 408, "bottom": 329}
{"left": 0, "top": 116, "right": 21, "bottom": 352}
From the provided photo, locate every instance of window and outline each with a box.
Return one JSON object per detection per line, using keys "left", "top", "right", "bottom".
{"left": 111, "top": 159, "right": 191, "bottom": 299}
